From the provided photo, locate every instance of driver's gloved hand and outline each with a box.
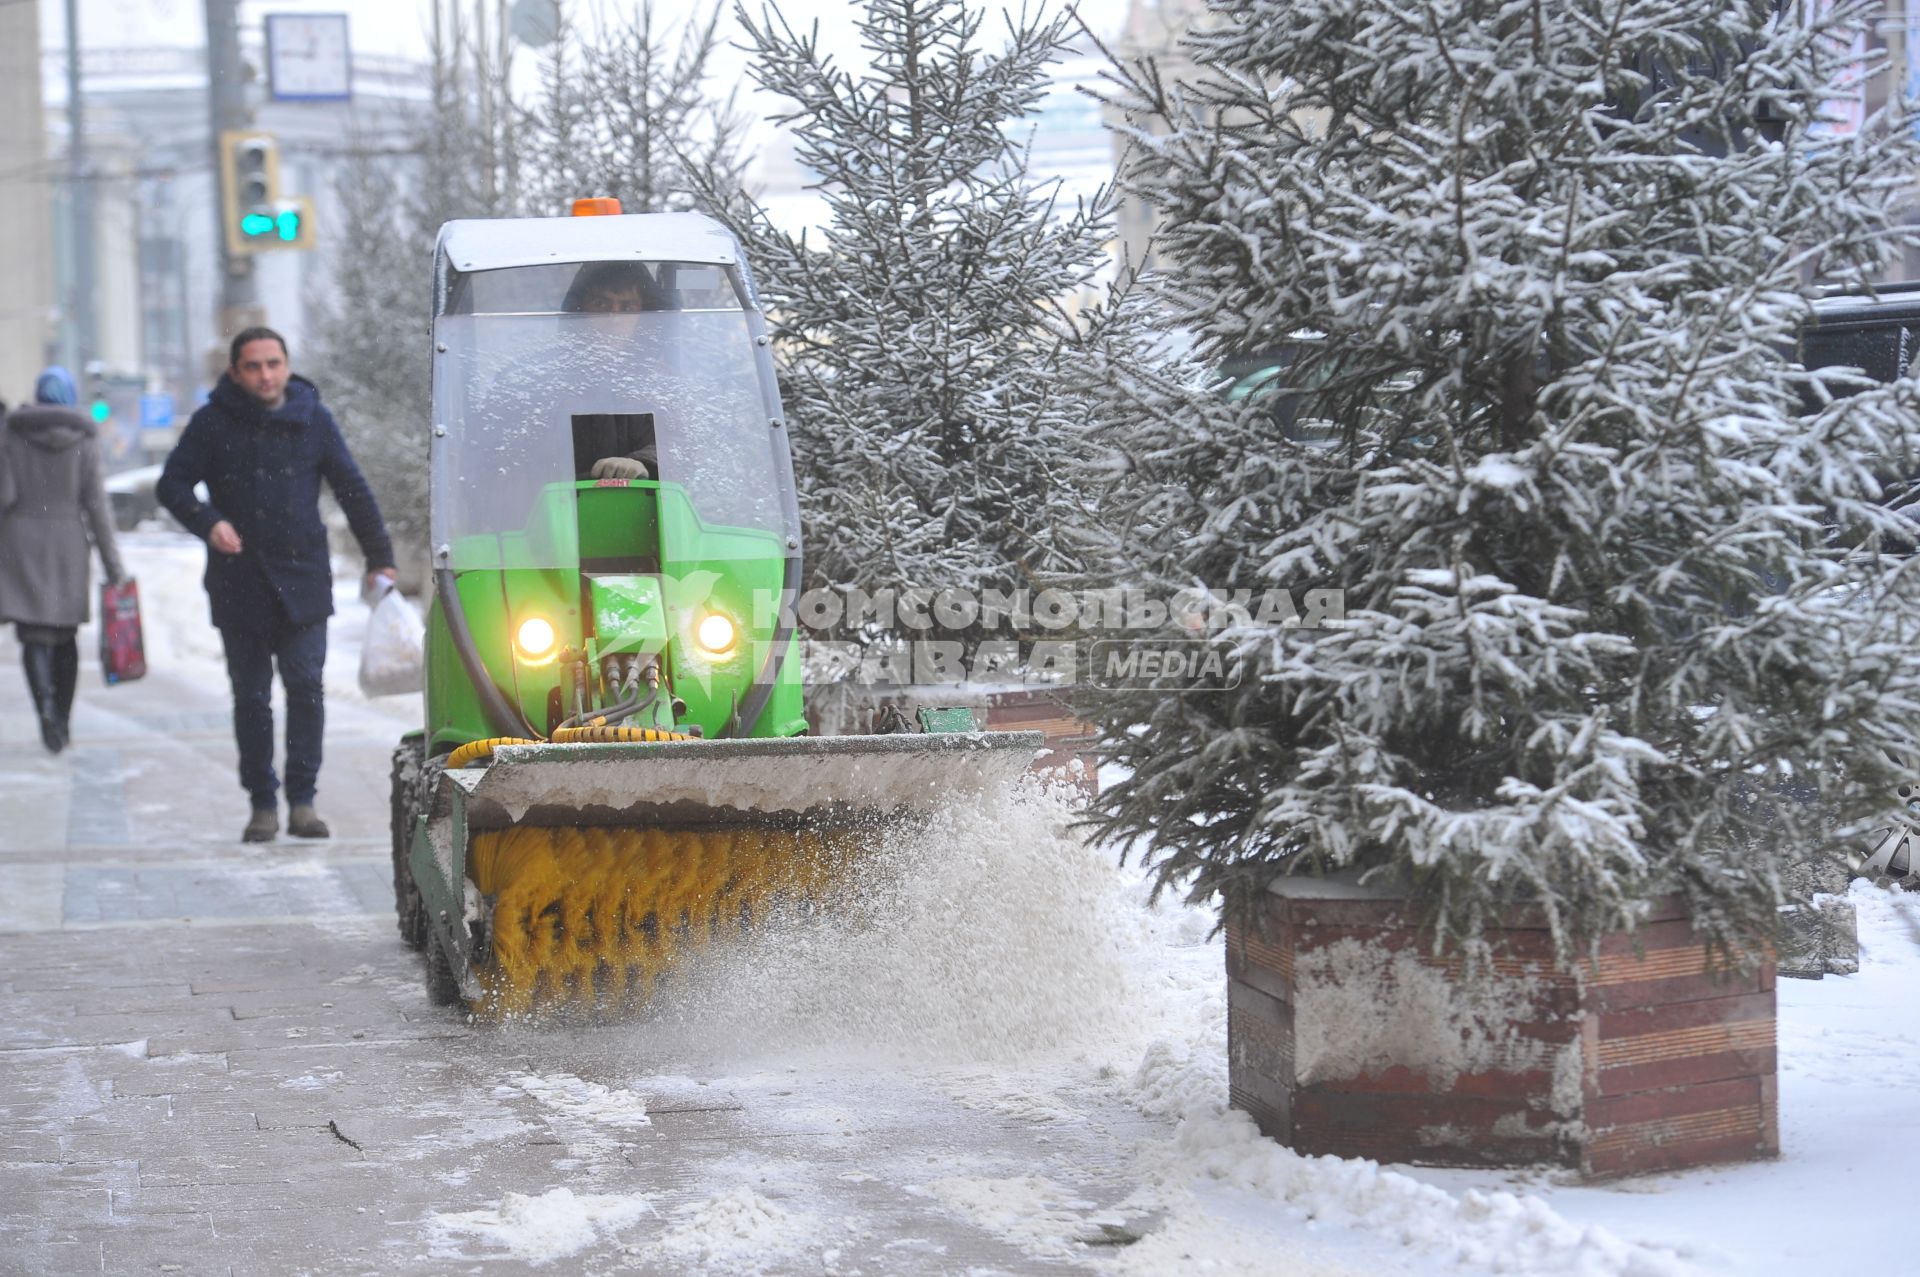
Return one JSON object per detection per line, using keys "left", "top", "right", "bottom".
{"left": 591, "top": 455, "right": 650, "bottom": 481}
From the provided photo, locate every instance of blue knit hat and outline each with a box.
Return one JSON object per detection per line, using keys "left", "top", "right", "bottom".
{"left": 34, "top": 367, "right": 77, "bottom": 406}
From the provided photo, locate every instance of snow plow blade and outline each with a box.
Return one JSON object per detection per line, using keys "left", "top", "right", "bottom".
{"left": 408, "top": 731, "right": 1043, "bottom": 1018}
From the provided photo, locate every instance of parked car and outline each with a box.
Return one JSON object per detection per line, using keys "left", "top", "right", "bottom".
{"left": 104, "top": 465, "right": 204, "bottom": 532}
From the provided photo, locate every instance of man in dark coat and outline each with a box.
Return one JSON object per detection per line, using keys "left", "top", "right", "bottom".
{"left": 157, "top": 328, "right": 395, "bottom": 842}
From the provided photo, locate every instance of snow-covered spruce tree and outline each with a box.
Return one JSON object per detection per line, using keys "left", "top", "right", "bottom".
{"left": 307, "top": 144, "right": 434, "bottom": 572}
{"left": 1079, "top": 0, "right": 1920, "bottom": 955}
{"left": 704, "top": 0, "right": 1120, "bottom": 681}
{"left": 519, "top": 1, "right": 749, "bottom": 217}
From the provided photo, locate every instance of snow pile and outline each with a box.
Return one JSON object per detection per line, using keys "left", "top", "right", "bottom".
{"left": 429, "top": 1186, "right": 652, "bottom": 1264}
{"left": 1846, "top": 878, "right": 1920, "bottom": 962}
{"left": 916, "top": 1174, "right": 1093, "bottom": 1257}
{"left": 643, "top": 1185, "right": 820, "bottom": 1273}
{"left": 1104, "top": 1202, "right": 1363, "bottom": 1277}
{"left": 511, "top": 1073, "right": 652, "bottom": 1129}
{"left": 1129, "top": 1035, "right": 1227, "bottom": 1122}
{"left": 650, "top": 779, "right": 1152, "bottom": 1063}
{"left": 1137, "top": 1110, "right": 1690, "bottom": 1277}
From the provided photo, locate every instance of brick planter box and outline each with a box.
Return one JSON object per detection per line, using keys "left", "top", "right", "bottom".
{"left": 1227, "top": 878, "right": 1778, "bottom": 1179}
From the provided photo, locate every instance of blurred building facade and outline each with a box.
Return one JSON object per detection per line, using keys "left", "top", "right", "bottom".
{"left": 1, "top": 1, "right": 54, "bottom": 408}
{"left": 20, "top": 35, "right": 425, "bottom": 462}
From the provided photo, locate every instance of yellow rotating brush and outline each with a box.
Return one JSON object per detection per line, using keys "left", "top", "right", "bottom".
{"left": 466, "top": 824, "right": 860, "bottom": 1019}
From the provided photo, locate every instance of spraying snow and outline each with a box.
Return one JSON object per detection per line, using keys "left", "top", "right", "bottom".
{"left": 643, "top": 778, "right": 1159, "bottom": 1065}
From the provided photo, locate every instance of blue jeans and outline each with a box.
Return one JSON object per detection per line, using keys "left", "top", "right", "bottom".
{"left": 220, "top": 619, "right": 327, "bottom": 809}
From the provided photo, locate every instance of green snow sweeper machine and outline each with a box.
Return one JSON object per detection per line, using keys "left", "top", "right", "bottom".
{"left": 389, "top": 204, "right": 1039, "bottom": 1018}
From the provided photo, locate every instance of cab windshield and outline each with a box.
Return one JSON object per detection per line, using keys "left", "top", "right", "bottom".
{"left": 430, "top": 261, "right": 794, "bottom": 570}
{"left": 445, "top": 260, "right": 742, "bottom": 315}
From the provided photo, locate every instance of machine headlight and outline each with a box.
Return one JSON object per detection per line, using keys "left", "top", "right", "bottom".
{"left": 515, "top": 616, "right": 558, "bottom": 664}
{"left": 694, "top": 612, "right": 736, "bottom": 657}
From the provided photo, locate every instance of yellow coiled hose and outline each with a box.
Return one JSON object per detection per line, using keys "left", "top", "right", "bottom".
{"left": 443, "top": 726, "right": 691, "bottom": 770}
{"left": 550, "top": 725, "right": 692, "bottom": 744}
{"left": 445, "top": 737, "right": 541, "bottom": 769}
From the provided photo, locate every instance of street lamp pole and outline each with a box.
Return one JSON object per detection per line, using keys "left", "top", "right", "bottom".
{"left": 204, "top": 0, "right": 261, "bottom": 352}
{"left": 63, "top": 0, "right": 94, "bottom": 369}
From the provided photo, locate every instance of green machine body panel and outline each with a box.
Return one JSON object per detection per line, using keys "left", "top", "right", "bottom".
{"left": 587, "top": 574, "right": 668, "bottom": 656}
{"left": 424, "top": 479, "right": 805, "bottom": 753}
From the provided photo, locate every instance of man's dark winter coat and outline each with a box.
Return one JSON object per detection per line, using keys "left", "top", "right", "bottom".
{"left": 157, "top": 373, "right": 392, "bottom": 632}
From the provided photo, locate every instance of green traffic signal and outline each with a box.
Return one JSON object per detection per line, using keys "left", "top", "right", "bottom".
{"left": 276, "top": 209, "right": 301, "bottom": 241}
{"left": 90, "top": 398, "right": 109, "bottom": 424}
{"left": 240, "top": 211, "right": 275, "bottom": 238}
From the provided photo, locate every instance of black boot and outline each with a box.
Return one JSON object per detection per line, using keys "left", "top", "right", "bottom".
{"left": 20, "top": 643, "right": 62, "bottom": 754}
{"left": 50, "top": 638, "right": 77, "bottom": 752}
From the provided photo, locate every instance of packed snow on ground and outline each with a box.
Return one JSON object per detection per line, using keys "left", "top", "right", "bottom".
{"left": 114, "top": 532, "right": 1913, "bottom": 1274}
{"left": 641, "top": 1184, "right": 825, "bottom": 1273}
{"left": 913, "top": 1173, "right": 1097, "bottom": 1258}
{"left": 507, "top": 1072, "right": 653, "bottom": 1129}
{"left": 555, "top": 775, "right": 1709, "bottom": 1277}
{"left": 427, "top": 1186, "right": 654, "bottom": 1265}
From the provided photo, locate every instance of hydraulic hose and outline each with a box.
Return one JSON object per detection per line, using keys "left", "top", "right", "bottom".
{"left": 435, "top": 566, "right": 539, "bottom": 740}
{"left": 721, "top": 554, "right": 798, "bottom": 739}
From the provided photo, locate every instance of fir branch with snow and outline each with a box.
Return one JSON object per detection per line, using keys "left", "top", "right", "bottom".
{"left": 1078, "top": 0, "right": 1920, "bottom": 956}
{"left": 519, "top": 1, "right": 750, "bottom": 217}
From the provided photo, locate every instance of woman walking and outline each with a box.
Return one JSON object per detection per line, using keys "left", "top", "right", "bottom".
{"left": 0, "top": 367, "right": 126, "bottom": 753}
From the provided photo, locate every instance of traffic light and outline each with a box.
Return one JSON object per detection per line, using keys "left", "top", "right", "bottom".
{"left": 85, "top": 369, "right": 110, "bottom": 426}
{"left": 266, "top": 198, "right": 315, "bottom": 248}
{"left": 218, "top": 131, "right": 315, "bottom": 255}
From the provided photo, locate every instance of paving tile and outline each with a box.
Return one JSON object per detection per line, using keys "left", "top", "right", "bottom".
{"left": 108, "top": 1055, "right": 233, "bottom": 1098}
{"left": 0, "top": 1185, "right": 112, "bottom": 1226}
{"left": 0, "top": 1159, "right": 139, "bottom": 1194}
{"left": 1, "top": 1239, "right": 100, "bottom": 1276}
{"left": 68, "top": 986, "right": 199, "bottom": 1017}
{"left": 123, "top": 1174, "right": 411, "bottom": 1216}
{"left": 3, "top": 968, "right": 187, "bottom": 994}
{"left": 0, "top": 1131, "right": 68, "bottom": 1161}
{"left": 206, "top": 1210, "right": 399, "bottom": 1277}
{"left": 44, "top": 1010, "right": 235, "bottom": 1051}
{"left": 97, "top": 1217, "right": 220, "bottom": 1275}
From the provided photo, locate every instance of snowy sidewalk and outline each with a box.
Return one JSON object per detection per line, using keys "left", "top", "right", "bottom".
{"left": 0, "top": 532, "right": 1908, "bottom": 1275}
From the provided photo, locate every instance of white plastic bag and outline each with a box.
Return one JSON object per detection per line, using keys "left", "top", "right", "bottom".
{"left": 358, "top": 582, "right": 425, "bottom": 697}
